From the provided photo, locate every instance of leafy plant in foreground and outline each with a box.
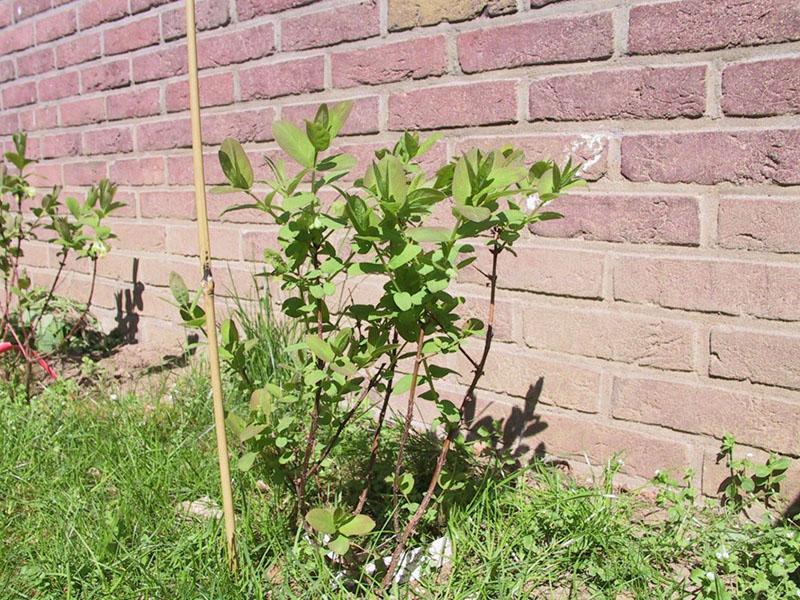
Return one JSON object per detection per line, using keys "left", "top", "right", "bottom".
{"left": 172, "top": 101, "right": 584, "bottom": 587}
{"left": 718, "top": 433, "right": 790, "bottom": 512}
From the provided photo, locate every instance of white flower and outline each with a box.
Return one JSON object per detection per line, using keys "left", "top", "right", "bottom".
{"left": 787, "top": 532, "right": 795, "bottom": 539}
{"left": 110, "top": 393, "right": 118, "bottom": 401}
{"left": 24, "top": 185, "right": 36, "bottom": 198}
{"left": 778, "top": 557, "right": 785, "bottom": 565}
{"left": 705, "top": 572, "right": 715, "bottom": 582}
{"left": 525, "top": 193, "right": 540, "bottom": 212}
{"left": 746, "top": 452, "right": 754, "bottom": 458}
{"left": 715, "top": 547, "right": 730, "bottom": 560}
{"left": 88, "top": 240, "right": 109, "bottom": 259}
{"left": 654, "top": 469, "right": 661, "bottom": 476}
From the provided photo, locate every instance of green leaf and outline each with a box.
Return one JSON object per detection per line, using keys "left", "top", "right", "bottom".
{"left": 452, "top": 156, "right": 471, "bottom": 204}
{"left": 282, "top": 192, "right": 316, "bottom": 212}
{"left": 305, "top": 334, "right": 335, "bottom": 363}
{"left": 218, "top": 138, "right": 253, "bottom": 189}
{"left": 169, "top": 272, "right": 190, "bottom": 306}
{"left": 306, "top": 119, "right": 331, "bottom": 152}
{"left": 273, "top": 120, "right": 316, "bottom": 169}
{"left": 305, "top": 508, "right": 336, "bottom": 535}
{"left": 407, "top": 226, "right": 451, "bottom": 243}
{"left": 393, "top": 373, "right": 414, "bottom": 395}
{"left": 453, "top": 204, "right": 491, "bottom": 222}
{"left": 240, "top": 423, "right": 267, "bottom": 442}
{"left": 328, "top": 101, "right": 353, "bottom": 138}
{"left": 327, "top": 534, "right": 350, "bottom": 555}
{"left": 249, "top": 389, "right": 273, "bottom": 416}
{"left": 388, "top": 244, "right": 421, "bottom": 269}
{"left": 339, "top": 514, "right": 375, "bottom": 537}
{"left": 393, "top": 291, "right": 413, "bottom": 312}
{"left": 237, "top": 452, "right": 257, "bottom": 471}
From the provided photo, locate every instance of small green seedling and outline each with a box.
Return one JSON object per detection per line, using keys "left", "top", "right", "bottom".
{"left": 305, "top": 507, "right": 376, "bottom": 555}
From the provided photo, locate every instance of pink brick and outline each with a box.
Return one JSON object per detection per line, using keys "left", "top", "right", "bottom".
{"left": 35, "top": 9, "right": 77, "bottom": 43}
{"left": 63, "top": 161, "right": 107, "bottom": 186}
{"left": 40, "top": 133, "right": 81, "bottom": 159}
{"left": 722, "top": 57, "right": 800, "bottom": 117}
{"left": 621, "top": 130, "right": 800, "bottom": 186}
{"left": 137, "top": 119, "right": 192, "bottom": 151}
{"left": 0, "top": 22, "right": 34, "bottom": 55}
{"left": 458, "top": 12, "right": 613, "bottom": 74}
{"left": 283, "top": 1, "right": 379, "bottom": 51}
{"left": 613, "top": 377, "right": 799, "bottom": 456}
{"left": 710, "top": 326, "right": 800, "bottom": 391}
{"left": 38, "top": 71, "right": 79, "bottom": 102}
{"left": 168, "top": 225, "right": 240, "bottom": 260}
{"left": 83, "top": 127, "right": 134, "bottom": 155}
{"left": 3, "top": 81, "right": 36, "bottom": 108}
{"left": 114, "top": 222, "right": 167, "bottom": 252}
{"left": 332, "top": 36, "right": 447, "bottom": 88}
{"left": 162, "top": 0, "right": 229, "bottom": 41}
{"left": 12, "top": 0, "right": 50, "bottom": 21}
{"left": 36, "top": 107, "right": 59, "bottom": 131}
{"left": 107, "top": 87, "right": 161, "bottom": 121}
{"left": 0, "top": 2, "right": 11, "bottom": 27}
{"left": 718, "top": 196, "right": 800, "bottom": 254}
{"left": 240, "top": 56, "right": 324, "bottom": 101}
{"left": 60, "top": 97, "right": 106, "bottom": 126}
{"left": 237, "top": 0, "right": 314, "bottom": 19}
{"left": 389, "top": 81, "right": 517, "bottom": 130}
{"left": 281, "top": 97, "right": 378, "bottom": 136}
{"left": 530, "top": 193, "right": 700, "bottom": 246}
{"left": 81, "top": 59, "right": 131, "bottom": 92}
{"left": 203, "top": 108, "right": 274, "bottom": 145}
{"left": 629, "top": 0, "right": 800, "bottom": 55}
{"left": 198, "top": 23, "right": 274, "bottom": 69}
{"left": 78, "top": 0, "right": 128, "bottom": 29}
{"left": 165, "top": 72, "right": 235, "bottom": 112}
{"left": 16, "top": 48, "right": 54, "bottom": 77}
{"left": 529, "top": 66, "right": 706, "bottom": 121}
{"left": 337, "top": 138, "right": 446, "bottom": 182}
{"left": 0, "top": 60, "right": 14, "bottom": 83}
{"left": 110, "top": 157, "right": 165, "bottom": 186}
{"left": 104, "top": 16, "right": 160, "bottom": 55}
{"left": 0, "top": 113, "right": 19, "bottom": 136}
{"left": 133, "top": 45, "right": 187, "bottom": 83}
{"left": 140, "top": 190, "right": 196, "bottom": 220}
{"left": 614, "top": 256, "right": 800, "bottom": 321}
{"left": 241, "top": 229, "right": 280, "bottom": 260}
{"left": 131, "top": 0, "right": 172, "bottom": 13}
{"left": 56, "top": 33, "right": 101, "bottom": 68}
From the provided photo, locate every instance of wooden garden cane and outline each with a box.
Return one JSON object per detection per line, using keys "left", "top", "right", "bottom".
{"left": 184, "top": 0, "right": 237, "bottom": 567}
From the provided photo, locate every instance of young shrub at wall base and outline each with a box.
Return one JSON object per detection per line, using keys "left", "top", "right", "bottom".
{"left": 172, "top": 101, "right": 584, "bottom": 588}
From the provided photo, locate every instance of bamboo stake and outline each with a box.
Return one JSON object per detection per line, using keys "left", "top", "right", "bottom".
{"left": 184, "top": 0, "right": 237, "bottom": 567}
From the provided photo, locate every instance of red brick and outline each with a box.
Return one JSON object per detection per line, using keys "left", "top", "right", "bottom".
{"left": 613, "top": 255, "right": 800, "bottom": 321}
{"left": 56, "top": 33, "right": 101, "bottom": 68}
{"left": 63, "top": 161, "right": 107, "bottom": 186}
{"left": 162, "top": 0, "right": 229, "bottom": 41}
{"left": 203, "top": 108, "right": 274, "bottom": 145}
{"left": 629, "top": 0, "right": 800, "bottom": 55}
{"left": 338, "top": 139, "right": 447, "bottom": 181}
{"left": 104, "top": 16, "right": 160, "bottom": 55}
{"left": 458, "top": 12, "right": 612, "bottom": 74}
{"left": 718, "top": 196, "right": 800, "bottom": 254}
{"left": 283, "top": 1, "right": 379, "bottom": 51}
{"left": 113, "top": 222, "right": 167, "bottom": 252}
{"left": 81, "top": 59, "right": 131, "bottom": 92}
{"left": 35, "top": 9, "right": 77, "bottom": 43}
{"left": 60, "top": 97, "right": 106, "bottom": 127}
{"left": 0, "top": 60, "right": 14, "bottom": 83}
{"left": 0, "top": 2, "right": 11, "bottom": 27}
{"left": 131, "top": 0, "right": 172, "bottom": 13}
{"left": 167, "top": 153, "right": 225, "bottom": 185}
{"left": 710, "top": 326, "right": 800, "bottom": 391}
{"left": 0, "top": 113, "right": 19, "bottom": 136}
{"left": 389, "top": 81, "right": 517, "bottom": 130}
{"left": 332, "top": 36, "right": 447, "bottom": 88}
{"left": 530, "top": 193, "right": 700, "bottom": 246}
{"left": 132, "top": 45, "right": 187, "bottom": 83}
{"left": 37, "top": 71, "right": 79, "bottom": 102}
{"left": 198, "top": 23, "right": 274, "bottom": 69}
{"left": 282, "top": 97, "right": 378, "bottom": 136}
{"left": 140, "top": 190, "right": 196, "bottom": 220}
{"left": 722, "top": 57, "right": 800, "bottom": 117}
{"left": 12, "top": 0, "right": 50, "bottom": 21}
{"left": 110, "top": 157, "right": 165, "bottom": 186}
{"left": 237, "top": 0, "right": 314, "bottom": 19}
{"left": 168, "top": 225, "right": 240, "bottom": 260}
{"left": 165, "top": 72, "right": 235, "bottom": 112}
{"left": 34, "top": 108, "right": 58, "bottom": 129}
{"left": 388, "top": 0, "right": 515, "bottom": 31}
{"left": 613, "top": 377, "right": 799, "bottom": 456}
{"left": 621, "top": 130, "right": 800, "bottom": 186}
{"left": 0, "top": 23, "right": 34, "bottom": 55}
{"left": 83, "top": 127, "right": 134, "bottom": 155}
{"left": 240, "top": 56, "right": 324, "bottom": 101}
{"left": 107, "top": 87, "right": 161, "bottom": 121}
{"left": 16, "top": 48, "right": 54, "bottom": 77}
{"left": 3, "top": 81, "right": 36, "bottom": 108}
{"left": 137, "top": 119, "right": 192, "bottom": 151}
{"left": 241, "top": 229, "right": 280, "bottom": 261}
{"left": 529, "top": 66, "right": 706, "bottom": 121}
{"left": 78, "top": 0, "right": 128, "bottom": 29}
{"left": 40, "top": 133, "right": 81, "bottom": 159}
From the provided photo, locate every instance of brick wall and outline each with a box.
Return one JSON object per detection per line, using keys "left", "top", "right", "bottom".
{"left": 1, "top": 0, "right": 799, "bottom": 493}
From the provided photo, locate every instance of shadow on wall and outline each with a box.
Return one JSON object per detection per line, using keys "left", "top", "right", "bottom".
{"left": 112, "top": 257, "right": 144, "bottom": 345}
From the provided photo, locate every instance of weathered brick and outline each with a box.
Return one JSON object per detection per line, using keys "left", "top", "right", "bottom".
{"left": 332, "top": 36, "right": 447, "bottom": 88}
{"left": 114, "top": 222, "right": 167, "bottom": 252}
{"left": 131, "top": 0, "right": 172, "bottom": 13}
{"left": 132, "top": 45, "right": 187, "bottom": 83}
{"left": 140, "top": 190, "right": 196, "bottom": 220}
{"left": 36, "top": 9, "right": 77, "bottom": 43}
{"left": 60, "top": 97, "right": 106, "bottom": 127}
{"left": 106, "top": 87, "right": 160, "bottom": 121}
{"left": 0, "top": 2, "right": 11, "bottom": 27}
{"left": 240, "top": 56, "right": 324, "bottom": 101}
{"left": 16, "top": 48, "right": 54, "bottom": 77}
{"left": 0, "top": 60, "right": 14, "bottom": 84}
{"left": 137, "top": 119, "right": 192, "bottom": 151}
{"left": 166, "top": 153, "right": 225, "bottom": 185}
{"left": 389, "top": 0, "right": 515, "bottom": 31}
{"left": 40, "top": 133, "right": 81, "bottom": 159}
{"left": 614, "top": 256, "right": 800, "bottom": 321}
{"left": 281, "top": 96, "right": 379, "bottom": 136}
{"left": 201, "top": 108, "right": 273, "bottom": 145}
{"left": 198, "top": 23, "right": 274, "bottom": 69}
{"left": 459, "top": 12, "right": 613, "bottom": 74}
{"left": 110, "top": 157, "right": 165, "bottom": 186}
{"left": 283, "top": 1, "right": 379, "bottom": 51}
{"left": 0, "top": 113, "right": 19, "bottom": 136}
{"left": 710, "top": 326, "right": 800, "bottom": 391}
{"left": 81, "top": 59, "right": 131, "bottom": 92}
{"left": 529, "top": 66, "right": 706, "bottom": 121}
{"left": 38, "top": 71, "right": 79, "bottom": 102}
{"left": 104, "top": 16, "right": 160, "bottom": 55}
{"left": 168, "top": 225, "right": 240, "bottom": 260}
{"left": 629, "top": 0, "right": 800, "bottom": 55}
{"left": 389, "top": 81, "right": 516, "bottom": 130}
{"left": 56, "top": 33, "right": 101, "bottom": 68}
{"left": 0, "top": 22, "right": 34, "bottom": 55}
{"left": 530, "top": 193, "right": 700, "bottom": 246}
{"left": 78, "top": 0, "right": 128, "bottom": 29}
{"left": 165, "top": 72, "right": 234, "bottom": 112}
{"left": 718, "top": 196, "right": 800, "bottom": 254}
{"left": 621, "top": 130, "right": 800, "bottom": 186}
{"left": 722, "top": 57, "right": 800, "bottom": 117}
{"left": 455, "top": 289, "right": 516, "bottom": 342}
{"left": 12, "top": 0, "right": 50, "bottom": 21}
{"left": 83, "top": 127, "right": 134, "bottom": 155}
{"left": 162, "top": 0, "right": 229, "bottom": 41}
{"left": 3, "top": 81, "right": 36, "bottom": 108}
{"left": 613, "top": 377, "right": 800, "bottom": 456}
{"left": 63, "top": 161, "right": 107, "bottom": 186}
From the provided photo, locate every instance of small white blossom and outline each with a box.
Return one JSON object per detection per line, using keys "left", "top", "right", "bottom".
{"left": 778, "top": 557, "right": 785, "bottom": 565}
{"left": 746, "top": 452, "right": 754, "bottom": 458}
{"left": 24, "top": 185, "right": 36, "bottom": 198}
{"left": 654, "top": 469, "right": 661, "bottom": 476}
{"left": 705, "top": 572, "right": 715, "bottom": 582}
{"left": 88, "top": 240, "right": 109, "bottom": 259}
{"left": 715, "top": 547, "right": 730, "bottom": 560}
{"left": 110, "top": 393, "right": 118, "bottom": 401}
{"left": 525, "top": 193, "right": 540, "bottom": 212}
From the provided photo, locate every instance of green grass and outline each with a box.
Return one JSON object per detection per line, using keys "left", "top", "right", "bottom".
{"left": 1, "top": 368, "right": 798, "bottom": 599}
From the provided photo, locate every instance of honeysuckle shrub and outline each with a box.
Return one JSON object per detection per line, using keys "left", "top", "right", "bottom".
{"left": 1, "top": 133, "right": 124, "bottom": 398}
{"left": 172, "top": 101, "right": 584, "bottom": 585}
